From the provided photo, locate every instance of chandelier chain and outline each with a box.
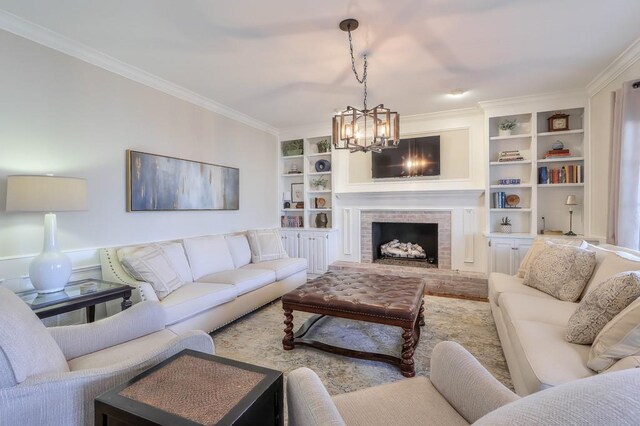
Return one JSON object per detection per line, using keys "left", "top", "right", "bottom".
{"left": 347, "top": 27, "right": 367, "bottom": 110}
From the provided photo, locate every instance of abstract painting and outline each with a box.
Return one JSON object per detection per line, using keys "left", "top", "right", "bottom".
{"left": 127, "top": 150, "right": 239, "bottom": 211}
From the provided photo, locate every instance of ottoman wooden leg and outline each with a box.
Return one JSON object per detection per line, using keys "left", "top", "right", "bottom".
{"left": 283, "top": 309, "right": 295, "bottom": 350}
{"left": 401, "top": 327, "right": 416, "bottom": 377}
{"left": 418, "top": 300, "right": 425, "bottom": 326}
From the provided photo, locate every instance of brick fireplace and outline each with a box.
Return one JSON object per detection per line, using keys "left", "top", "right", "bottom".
{"left": 360, "top": 210, "right": 452, "bottom": 269}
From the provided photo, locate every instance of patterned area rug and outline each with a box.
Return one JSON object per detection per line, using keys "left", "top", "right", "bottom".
{"left": 212, "top": 295, "right": 512, "bottom": 395}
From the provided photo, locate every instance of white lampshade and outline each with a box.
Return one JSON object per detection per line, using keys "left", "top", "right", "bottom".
{"left": 565, "top": 195, "right": 577, "bottom": 206}
{"left": 5, "top": 175, "right": 87, "bottom": 293}
{"left": 6, "top": 175, "right": 88, "bottom": 212}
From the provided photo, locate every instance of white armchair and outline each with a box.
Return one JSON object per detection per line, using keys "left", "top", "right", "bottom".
{"left": 0, "top": 287, "right": 214, "bottom": 426}
{"left": 287, "top": 341, "right": 640, "bottom": 425}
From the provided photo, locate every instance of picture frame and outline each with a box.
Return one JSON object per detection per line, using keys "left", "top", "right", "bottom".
{"left": 127, "top": 150, "right": 239, "bottom": 211}
{"left": 291, "top": 183, "right": 304, "bottom": 203}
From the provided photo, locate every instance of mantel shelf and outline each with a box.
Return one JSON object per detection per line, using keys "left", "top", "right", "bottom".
{"left": 335, "top": 188, "right": 485, "bottom": 200}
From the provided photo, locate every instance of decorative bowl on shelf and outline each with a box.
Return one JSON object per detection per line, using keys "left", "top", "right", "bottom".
{"left": 506, "top": 194, "right": 520, "bottom": 207}
{"left": 315, "top": 159, "right": 331, "bottom": 172}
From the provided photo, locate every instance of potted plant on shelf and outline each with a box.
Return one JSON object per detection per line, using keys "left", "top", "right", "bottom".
{"left": 498, "top": 119, "right": 517, "bottom": 137}
{"left": 500, "top": 217, "right": 512, "bottom": 234}
{"left": 282, "top": 139, "right": 303, "bottom": 156}
{"left": 317, "top": 139, "right": 331, "bottom": 153}
{"left": 311, "top": 177, "right": 328, "bottom": 191}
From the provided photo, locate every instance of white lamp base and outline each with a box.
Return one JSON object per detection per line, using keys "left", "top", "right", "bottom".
{"left": 29, "top": 213, "right": 71, "bottom": 293}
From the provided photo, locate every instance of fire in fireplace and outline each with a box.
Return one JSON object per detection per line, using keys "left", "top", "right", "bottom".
{"left": 372, "top": 222, "right": 438, "bottom": 268}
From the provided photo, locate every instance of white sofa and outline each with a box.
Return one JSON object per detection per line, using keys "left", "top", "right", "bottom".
{"left": 489, "top": 240, "right": 640, "bottom": 396}
{"left": 100, "top": 232, "right": 307, "bottom": 333}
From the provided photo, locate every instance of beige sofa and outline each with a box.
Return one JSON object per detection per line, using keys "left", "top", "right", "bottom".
{"left": 100, "top": 232, "right": 307, "bottom": 333}
{"left": 489, "top": 240, "right": 640, "bottom": 396}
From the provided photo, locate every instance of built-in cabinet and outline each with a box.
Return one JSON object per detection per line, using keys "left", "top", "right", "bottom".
{"left": 280, "top": 228, "right": 337, "bottom": 275}
{"left": 488, "top": 237, "right": 532, "bottom": 275}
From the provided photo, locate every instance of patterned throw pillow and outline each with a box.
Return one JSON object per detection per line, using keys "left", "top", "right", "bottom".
{"left": 517, "top": 238, "right": 587, "bottom": 278}
{"left": 588, "top": 297, "right": 640, "bottom": 372}
{"left": 523, "top": 243, "right": 596, "bottom": 302}
{"left": 566, "top": 272, "right": 640, "bottom": 344}
{"left": 121, "top": 245, "right": 184, "bottom": 300}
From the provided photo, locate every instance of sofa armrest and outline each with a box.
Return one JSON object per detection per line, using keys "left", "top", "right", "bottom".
{"left": 602, "top": 356, "right": 640, "bottom": 374}
{"left": 0, "top": 330, "right": 213, "bottom": 426}
{"left": 430, "top": 341, "right": 519, "bottom": 423}
{"left": 287, "top": 367, "right": 346, "bottom": 426}
{"left": 49, "top": 301, "right": 166, "bottom": 360}
{"left": 138, "top": 282, "right": 160, "bottom": 302}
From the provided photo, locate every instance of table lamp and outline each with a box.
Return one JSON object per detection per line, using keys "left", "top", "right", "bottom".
{"left": 564, "top": 195, "right": 577, "bottom": 236}
{"left": 6, "top": 175, "right": 88, "bottom": 293}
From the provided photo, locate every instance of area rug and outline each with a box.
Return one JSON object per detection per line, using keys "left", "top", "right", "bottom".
{"left": 211, "top": 295, "right": 512, "bottom": 395}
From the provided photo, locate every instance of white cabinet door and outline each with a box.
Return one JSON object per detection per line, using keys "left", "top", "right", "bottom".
{"left": 513, "top": 241, "right": 532, "bottom": 274}
{"left": 298, "top": 233, "right": 313, "bottom": 272}
{"left": 280, "top": 230, "right": 299, "bottom": 257}
{"left": 491, "top": 239, "right": 515, "bottom": 275}
{"left": 311, "top": 232, "right": 328, "bottom": 274}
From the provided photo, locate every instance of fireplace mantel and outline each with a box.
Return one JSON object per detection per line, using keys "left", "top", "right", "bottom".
{"left": 335, "top": 189, "right": 484, "bottom": 200}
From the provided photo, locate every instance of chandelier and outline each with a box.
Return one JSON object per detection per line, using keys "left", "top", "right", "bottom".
{"left": 332, "top": 19, "right": 400, "bottom": 153}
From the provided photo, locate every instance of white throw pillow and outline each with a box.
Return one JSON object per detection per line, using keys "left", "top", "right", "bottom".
{"left": 0, "top": 287, "right": 69, "bottom": 384}
{"left": 246, "top": 229, "right": 288, "bottom": 263}
{"left": 182, "top": 235, "right": 235, "bottom": 280}
{"left": 588, "top": 297, "right": 640, "bottom": 372}
{"left": 121, "top": 245, "right": 184, "bottom": 300}
{"left": 517, "top": 238, "right": 587, "bottom": 278}
{"left": 523, "top": 242, "right": 596, "bottom": 302}
{"left": 225, "top": 234, "right": 252, "bottom": 268}
{"left": 584, "top": 250, "right": 640, "bottom": 297}
{"left": 566, "top": 271, "right": 640, "bottom": 344}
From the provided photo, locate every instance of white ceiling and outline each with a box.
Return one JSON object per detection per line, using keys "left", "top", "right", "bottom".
{"left": 1, "top": 0, "right": 639, "bottom": 131}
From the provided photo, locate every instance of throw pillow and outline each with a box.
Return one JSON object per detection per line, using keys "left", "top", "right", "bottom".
{"left": 158, "top": 242, "right": 193, "bottom": 283}
{"left": 182, "top": 235, "right": 236, "bottom": 280}
{"left": 121, "top": 245, "right": 184, "bottom": 300}
{"left": 523, "top": 242, "right": 596, "bottom": 302}
{"left": 517, "top": 238, "right": 587, "bottom": 278}
{"left": 246, "top": 229, "right": 288, "bottom": 263}
{"left": 566, "top": 271, "right": 640, "bottom": 344}
{"left": 588, "top": 297, "right": 640, "bottom": 372}
{"left": 225, "top": 234, "right": 252, "bottom": 268}
{"left": 583, "top": 250, "right": 640, "bottom": 297}
{"left": 0, "top": 287, "right": 69, "bottom": 384}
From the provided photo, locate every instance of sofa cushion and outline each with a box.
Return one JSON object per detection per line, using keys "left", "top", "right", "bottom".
{"left": 583, "top": 249, "right": 640, "bottom": 297}
{"left": 67, "top": 329, "right": 178, "bottom": 371}
{"left": 160, "top": 283, "right": 238, "bottom": 325}
{"left": 588, "top": 298, "right": 640, "bottom": 372}
{"left": 225, "top": 234, "right": 252, "bottom": 268}
{"left": 523, "top": 243, "right": 596, "bottom": 302}
{"left": 198, "top": 269, "right": 276, "bottom": 296}
{"left": 0, "top": 287, "right": 69, "bottom": 384}
{"left": 242, "top": 257, "right": 307, "bottom": 281}
{"left": 488, "top": 273, "right": 555, "bottom": 307}
{"left": 159, "top": 242, "right": 193, "bottom": 283}
{"left": 333, "top": 376, "right": 468, "bottom": 426}
{"left": 499, "top": 292, "right": 578, "bottom": 326}
{"left": 183, "top": 235, "right": 235, "bottom": 280}
{"left": 246, "top": 229, "right": 288, "bottom": 263}
{"left": 517, "top": 238, "right": 587, "bottom": 278}
{"left": 121, "top": 245, "right": 184, "bottom": 300}
{"left": 566, "top": 271, "right": 640, "bottom": 344}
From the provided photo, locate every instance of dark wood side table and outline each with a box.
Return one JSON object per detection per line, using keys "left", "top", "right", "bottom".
{"left": 95, "top": 349, "right": 283, "bottom": 426}
{"left": 18, "top": 279, "right": 133, "bottom": 323}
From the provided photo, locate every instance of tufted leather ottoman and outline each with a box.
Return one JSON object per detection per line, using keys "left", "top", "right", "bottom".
{"left": 281, "top": 271, "right": 426, "bottom": 377}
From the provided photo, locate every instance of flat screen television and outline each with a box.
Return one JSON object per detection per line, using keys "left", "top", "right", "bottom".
{"left": 372, "top": 135, "right": 440, "bottom": 179}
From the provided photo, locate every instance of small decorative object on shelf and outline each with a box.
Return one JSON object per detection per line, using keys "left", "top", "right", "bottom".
{"left": 311, "top": 176, "right": 328, "bottom": 191}
{"left": 315, "top": 159, "right": 331, "bottom": 172}
{"left": 498, "top": 119, "right": 517, "bottom": 136}
{"left": 500, "top": 217, "right": 512, "bottom": 234}
{"left": 564, "top": 195, "right": 577, "bottom": 236}
{"left": 552, "top": 140, "right": 564, "bottom": 150}
{"left": 498, "top": 150, "right": 524, "bottom": 162}
{"left": 547, "top": 113, "right": 570, "bottom": 132}
{"left": 282, "top": 139, "right": 304, "bottom": 156}
{"left": 506, "top": 194, "right": 521, "bottom": 208}
{"left": 287, "top": 164, "right": 301, "bottom": 174}
{"left": 283, "top": 201, "right": 290, "bottom": 208}
{"left": 316, "top": 139, "right": 331, "bottom": 153}
{"left": 295, "top": 202, "right": 304, "bottom": 209}
{"left": 315, "top": 212, "right": 329, "bottom": 228}
{"left": 498, "top": 178, "right": 521, "bottom": 185}
{"left": 314, "top": 197, "right": 327, "bottom": 208}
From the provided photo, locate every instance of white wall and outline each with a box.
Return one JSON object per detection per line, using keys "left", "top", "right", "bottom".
{"left": 0, "top": 30, "right": 279, "bottom": 291}
{"left": 588, "top": 60, "right": 640, "bottom": 238}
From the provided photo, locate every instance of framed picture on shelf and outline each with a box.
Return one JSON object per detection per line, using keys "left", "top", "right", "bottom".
{"left": 291, "top": 183, "right": 304, "bottom": 202}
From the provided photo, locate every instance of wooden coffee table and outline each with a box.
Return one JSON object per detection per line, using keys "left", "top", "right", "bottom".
{"left": 281, "top": 272, "right": 426, "bottom": 377}
{"left": 95, "top": 349, "right": 283, "bottom": 425}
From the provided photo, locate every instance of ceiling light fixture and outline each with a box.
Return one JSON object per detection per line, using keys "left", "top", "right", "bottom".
{"left": 449, "top": 89, "right": 466, "bottom": 97}
{"left": 332, "top": 19, "right": 400, "bottom": 153}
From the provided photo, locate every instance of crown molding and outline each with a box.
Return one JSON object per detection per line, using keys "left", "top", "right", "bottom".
{"left": 586, "top": 37, "right": 640, "bottom": 96}
{"left": 0, "top": 10, "right": 279, "bottom": 135}
{"left": 478, "top": 90, "right": 587, "bottom": 111}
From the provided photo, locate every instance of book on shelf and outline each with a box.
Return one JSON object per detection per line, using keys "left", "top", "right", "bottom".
{"left": 497, "top": 150, "right": 524, "bottom": 162}
{"left": 538, "top": 165, "right": 583, "bottom": 184}
{"left": 281, "top": 215, "right": 303, "bottom": 228}
{"left": 543, "top": 149, "right": 572, "bottom": 159}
